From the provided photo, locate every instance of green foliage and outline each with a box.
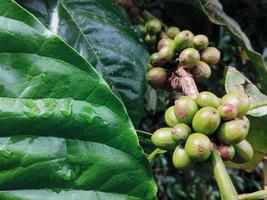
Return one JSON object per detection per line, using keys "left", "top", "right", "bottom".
{"left": 17, "top": 0, "right": 149, "bottom": 126}
{"left": 0, "top": 0, "right": 156, "bottom": 199}
{"left": 0, "top": 190, "right": 141, "bottom": 200}
{"left": 0, "top": 0, "right": 266, "bottom": 199}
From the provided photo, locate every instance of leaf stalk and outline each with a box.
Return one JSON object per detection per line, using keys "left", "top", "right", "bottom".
{"left": 211, "top": 150, "right": 239, "bottom": 200}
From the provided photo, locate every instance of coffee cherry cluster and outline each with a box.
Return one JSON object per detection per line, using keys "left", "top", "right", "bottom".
{"left": 151, "top": 91, "right": 253, "bottom": 170}
{"left": 143, "top": 19, "right": 221, "bottom": 90}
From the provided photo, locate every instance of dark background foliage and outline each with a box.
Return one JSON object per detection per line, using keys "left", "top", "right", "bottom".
{"left": 136, "top": 0, "right": 267, "bottom": 199}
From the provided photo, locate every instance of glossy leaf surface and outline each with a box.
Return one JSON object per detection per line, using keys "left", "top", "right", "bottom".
{"left": 0, "top": 1, "right": 156, "bottom": 199}
{"left": 0, "top": 190, "right": 140, "bottom": 200}
{"left": 17, "top": 0, "right": 148, "bottom": 125}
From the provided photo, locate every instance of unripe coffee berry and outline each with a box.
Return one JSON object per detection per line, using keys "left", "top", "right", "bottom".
{"left": 179, "top": 48, "right": 200, "bottom": 69}
{"left": 174, "top": 96, "right": 198, "bottom": 124}
{"left": 166, "top": 26, "right": 180, "bottom": 39}
{"left": 217, "top": 119, "right": 249, "bottom": 145}
{"left": 135, "top": 25, "right": 146, "bottom": 37}
{"left": 232, "top": 140, "right": 254, "bottom": 163}
{"left": 165, "top": 106, "right": 179, "bottom": 127}
{"left": 217, "top": 144, "right": 235, "bottom": 161}
{"left": 217, "top": 103, "right": 238, "bottom": 121}
{"left": 160, "top": 32, "right": 169, "bottom": 39}
{"left": 147, "top": 63, "right": 153, "bottom": 71}
{"left": 194, "top": 34, "right": 209, "bottom": 50}
{"left": 242, "top": 116, "right": 250, "bottom": 130}
{"left": 172, "top": 146, "right": 193, "bottom": 170}
{"left": 149, "top": 52, "right": 161, "bottom": 66}
{"left": 151, "top": 128, "right": 177, "bottom": 150}
{"left": 158, "top": 38, "right": 175, "bottom": 50}
{"left": 174, "top": 30, "right": 194, "bottom": 51}
{"left": 196, "top": 91, "right": 220, "bottom": 108}
{"left": 145, "top": 19, "right": 162, "bottom": 34}
{"left": 191, "top": 61, "right": 211, "bottom": 81}
{"left": 192, "top": 107, "right": 221, "bottom": 135}
{"left": 171, "top": 123, "right": 192, "bottom": 143}
{"left": 200, "top": 47, "right": 221, "bottom": 64}
{"left": 220, "top": 92, "right": 251, "bottom": 117}
{"left": 185, "top": 133, "right": 213, "bottom": 162}
{"left": 147, "top": 67, "right": 168, "bottom": 88}
{"left": 145, "top": 34, "right": 157, "bottom": 45}
{"left": 159, "top": 45, "right": 175, "bottom": 61}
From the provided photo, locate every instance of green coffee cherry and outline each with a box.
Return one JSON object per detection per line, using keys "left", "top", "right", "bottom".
{"left": 217, "top": 103, "right": 238, "bottom": 121}
{"left": 242, "top": 116, "right": 250, "bottom": 130}
{"left": 192, "top": 107, "right": 221, "bottom": 135}
{"left": 158, "top": 38, "right": 175, "bottom": 50}
{"left": 171, "top": 123, "right": 191, "bottom": 143}
{"left": 147, "top": 63, "right": 153, "bottom": 71}
{"left": 217, "top": 144, "right": 235, "bottom": 161}
{"left": 174, "top": 96, "right": 198, "bottom": 124}
{"left": 147, "top": 67, "right": 168, "bottom": 88}
{"left": 220, "top": 92, "right": 251, "bottom": 117}
{"left": 179, "top": 48, "right": 200, "bottom": 69}
{"left": 160, "top": 32, "right": 169, "bottom": 39}
{"left": 191, "top": 61, "right": 211, "bottom": 81}
{"left": 145, "top": 34, "right": 152, "bottom": 44}
{"left": 159, "top": 45, "right": 175, "bottom": 61}
{"left": 165, "top": 106, "right": 179, "bottom": 127}
{"left": 166, "top": 26, "right": 180, "bottom": 39}
{"left": 174, "top": 30, "right": 194, "bottom": 51}
{"left": 217, "top": 119, "right": 249, "bottom": 145}
{"left": 232, "top": 140, "right": 254, "bottom": 163}
{"left": 149, "top": 52, "right": 161, "bottom": 66}
{"left": 185, "top": 133, "right": 213, "bottom": 162}
{"left": 194, "top": 34, "right": 209, "bottom": 50}
{"left": 145, "top": 34, "right": 157, "bottom": 45}
{"left": 200, "top": 47, "right": 221, "bottom": 64}
{"left": 151, "top": 128, "right": 177, "bottom": 150}
{"left": 172, "top": 146, "right": 193, "bottom": 170}
{"left": 135, "top": 25, "right": 146, "bottom": 37}
{"left": 196, "top": 91, "right": 220, "bottom": 108}
{"left": 149, "top": 52, "right": 160, "bottom": 61}
{"left": 145, "top": 19, "right": 162, "bottom": 34}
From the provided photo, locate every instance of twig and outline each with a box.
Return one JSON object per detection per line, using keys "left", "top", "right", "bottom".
{"left": 148, "top": 148, "right": 167, "bottom": 164}
{"left": 211, "top": 150, "right": 239, "bottom": 200}
{"left": 166, "top": 71, "right": 181, "bottom": 91}
{"left": 176, "top": 66, "right": 199, "bottom": 99}
{"left": 136, "top": 129, "right": 153, "bottom": 138}
{"left": 264, "top": 159, "right": 267, "bottom": 200}
{"left": 238, "top": 190, "right": 267, "bottom": 200}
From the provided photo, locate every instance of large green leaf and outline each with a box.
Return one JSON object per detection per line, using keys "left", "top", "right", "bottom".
{"left": 16, "top": 0, "right": 148, "bottom": 126}
{"left": 168, "top": 0, "right": 267, "bottom": 92}
{"left": 0, "top": 1, "right": 156, "bottom": 199}
{"left": 0, "top": 190, "right": 140, "bottom": 200}
{"left": 224, "top": 67, "right": 267, "bottom": 170}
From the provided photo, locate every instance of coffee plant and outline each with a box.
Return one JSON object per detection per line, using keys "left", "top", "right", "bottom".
{"left": 0, "top": 0, "right": 266, "bottom": 200}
